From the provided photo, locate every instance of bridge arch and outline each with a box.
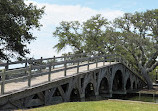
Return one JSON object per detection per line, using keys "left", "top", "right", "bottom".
{"left": 133, "top": 81, "right": 136, "bottom": 89}
{"left": 85, "top": 82, "right": 95, "bottom": 100}
{"left": 53, "top": 88, "right": 62, "bottom": 97}
{"left": 126, "top": 78, "right": 131, "bottom": 90}
{"left": 99, "top": 77, "right": 109, "bottom": 95}
{"left": 137, "top": 81, "right": 142, "bottom": 89}
{"left": 66, "top": 77, "right": 82, "bottom": 102}
{"left": 82, "top": 72, "right": 97, "bottom": 95}
{"left": 112, "top": 70, "right": 123, "bottom": 91}
{"left": 70, "top": 88, "right": 80, "bottom": 102}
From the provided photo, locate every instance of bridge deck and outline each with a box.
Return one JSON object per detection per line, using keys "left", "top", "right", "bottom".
{"left": 0, "top": 62, "right": 116, "bottom": 95}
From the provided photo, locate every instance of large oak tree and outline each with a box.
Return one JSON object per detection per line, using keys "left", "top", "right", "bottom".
{"left": 53, "top": 14, "right": 112, "bottom": 55}
{"left": 113, "top": 9, "right": 158, "bottom": 89}
{"left": 0, "top": 0, "right": 44, "bottom": 61}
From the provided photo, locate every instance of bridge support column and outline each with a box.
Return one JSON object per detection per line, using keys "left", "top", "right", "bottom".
{"left": 122, "top": 87, "right": 127, "bottom": 94}
{"left": 122, "top": 82, "right": 127, "bottom": 94}
{"left": 80, "top": 94, "right": 85, "bottom": 102}
{"left": 44, "top": 90, "right": 50, "bottom": 105}
{"left": 95, "top": 92, "right": 102, "bottom": 100}
{"left": 108, "top": 90, "right": 113, "bottom": 98}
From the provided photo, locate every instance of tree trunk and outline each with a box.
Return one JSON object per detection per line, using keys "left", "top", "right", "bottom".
{"left": 141, "top": 68, "right": 153, "bottom": 89}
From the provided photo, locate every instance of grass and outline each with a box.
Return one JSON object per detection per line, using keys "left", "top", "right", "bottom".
{"left": 127, "top": 96, "right": 156, "bottom": 102}
{"left": 20, "top": 100, "right": 158, "bottom": 111}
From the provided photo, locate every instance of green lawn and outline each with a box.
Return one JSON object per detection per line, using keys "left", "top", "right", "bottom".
{"left": 127, "top": 96, "right": 156, "bottom": 102}
{"left": 23, "top": 100, "right": 158, "bottom": 111}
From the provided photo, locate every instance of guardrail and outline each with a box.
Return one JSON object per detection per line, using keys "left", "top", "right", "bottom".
{"left": 0, "top": 53, "right": 87, "bottom": 70}
{"left": 0, "top": 54, "right": 143, "bottom": 95}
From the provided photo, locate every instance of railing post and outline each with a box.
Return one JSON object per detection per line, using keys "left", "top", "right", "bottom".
{"left": 25, "top": 59, "right": 27, "bottom": 75}
{"left": 40, "top": 57, "right": 43, "bottom": 72}
{"left": 114, "top": 55, "right": 117, "bottom": 62}
{"left": 5, "top": 61, "right": 9, "bottom": 71}
{"left": 5, "top": 61, "right": 9, "bottom": 79}
{"left": 129, "top": 64, "right": 132, "bottom": 69}
{"left": 72, "top": 55, "right": 75, "bottom": 65}
{"left": 80, "top": 54, "right": 83, "bottom": 64}
{"left": 77, "top": 60, "right": 79, "bottom": 73}
{"left": 96, "top": 57, "right": 98, "bottom": 68}
{"left": 103, "top": 56, "right": 105, "bottom": 66}
{"left": 123, "top": 60, "right": 126, "bottom": 65}
{"left": 87, "top": 58, "right": 89, "bottom": 71}
{"left": 1, "top": 69, "right": 6, "bottom": 94}
{"left": 64, "top": 55, "right": 66, "bottom": 61}
{"left": 48, "top": 65, "right": 51, "bottom": 81}
{"left": 53, "top": 56, "right": 55, "bottom": 69}
{"left": 127, "top": 62, "right": 129, "bottom": 67}
{"left": 119, "top": 57, "right": 122, "bottom": 63}
{"left": 64, "top": 61, "right": 67, "bottom": 76}
{"left": 28, "top": 64, "right": 32, "bottom": 87}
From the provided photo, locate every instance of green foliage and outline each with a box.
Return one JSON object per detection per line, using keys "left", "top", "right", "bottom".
{"left": 113, "top": 11, "right": 158, "bottom": 68}
{"left": 113, "top": 9, "right": 158, "bottom": 88}
{"left": 149, "top": 66, "right": 158, "bottom": 82}
{"left": 82, "top": 14, "right": 109, "bottom": 55}
{"left": 0, "top": 0, "right": 44, "bottom": 60}
{"left": 53, "top": 14, "right": 111, "bottom": 55}
{"left": 53, "top": 10, "right": 158, "bottom": 88}
{"left": 53, "top": 21, "right": 83, "bottom": 54}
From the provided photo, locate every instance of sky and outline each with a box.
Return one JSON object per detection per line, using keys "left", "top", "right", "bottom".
{"left": 25, "top": 0, "right": 158, "bottom": 59}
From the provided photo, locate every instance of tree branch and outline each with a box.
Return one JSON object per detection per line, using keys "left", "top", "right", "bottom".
{"left": 121, "top": 43, "right": 139, "bottom": 63}
{"left": 145, "top": 50, "right": 158, "bottom": 68}
{"left": 139, "top": 45, "right": 147, "bottom": 67}
{"left": 147, "top": 61, "right": 158, "bottom": 72}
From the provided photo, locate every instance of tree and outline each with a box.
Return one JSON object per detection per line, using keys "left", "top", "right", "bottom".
{"left": 53, "top": 10, "right": 158, "bottom": 89}
{"left": 82, "top": 14, "right": 109, "bottom": 55}
{"left": 113, "top": 9, "right": 158, "bottom": 89}
{"left": 53, "top": 14, "right": 112, "bottom": 55}
{"left": 53, "top": 21, "right": 84, "bottom": 54}
{"left": 0, "top": 0, "right": 44, "bottom": 61}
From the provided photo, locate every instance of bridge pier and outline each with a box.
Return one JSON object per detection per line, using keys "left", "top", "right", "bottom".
{"left": 109, "top": 90, "right": 113, "bottom": 98}
{"left": 95, "top": 95, "right": 102, "bottom": 100}
{"left": 95, "top": 92, "right": 101, "bottom": 100}
{"left": 80, "top": 94, "right": 85, "bottom": 102}
{"left": 123, "top": 87, "right": 127, "bottom": 94}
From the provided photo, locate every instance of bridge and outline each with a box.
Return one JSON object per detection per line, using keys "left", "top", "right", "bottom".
{"left": 0, "top": 54, "right": 146, "bottom": 110}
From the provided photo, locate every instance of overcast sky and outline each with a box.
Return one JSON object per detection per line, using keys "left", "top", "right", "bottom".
{"left": 25, "top": 0, "right": 158, "bottom": 59}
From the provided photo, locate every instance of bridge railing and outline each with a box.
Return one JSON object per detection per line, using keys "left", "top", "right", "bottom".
{"left": 0, "top": 54, "right": 142, "bottom": 95}
{"left": 0, "top": 53, "right": 87, "bottom": 70}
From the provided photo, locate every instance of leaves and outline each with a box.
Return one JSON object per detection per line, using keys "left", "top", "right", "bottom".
{"left": 113, "top": 9, "right": 158, "bottom": 88}
{"left": 53, "top": 21, "right": 83, "bottom": 53}
{"left": 53, "top": 14, "right": 111, "bottom": 55}
{"left": 53, "top": 9, "right": 158, "bottom": 88}
{"left": 113, "top": 10, "right": 158, "bottom": 71}
{"left": 0, "top": 0, "right": 44, "bottom": 60}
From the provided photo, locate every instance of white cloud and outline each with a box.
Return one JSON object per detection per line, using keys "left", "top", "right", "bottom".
{"left": 25, "top": 0, "right": 124, "bottom": 59}
{"left": 26, "top": 1, "right": 124, "bottom": 26}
